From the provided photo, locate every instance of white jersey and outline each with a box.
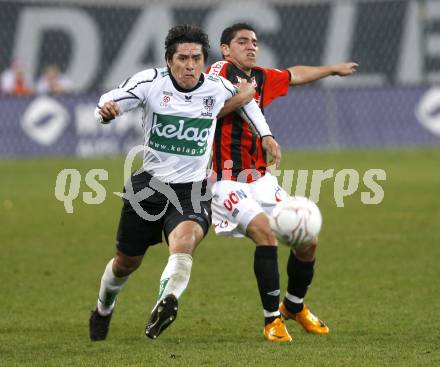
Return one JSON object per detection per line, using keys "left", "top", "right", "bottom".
{"left": 96, "top": 67, "right": 272, "bottom": 183}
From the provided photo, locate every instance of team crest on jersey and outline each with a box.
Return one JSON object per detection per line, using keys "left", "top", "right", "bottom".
{"left": 201, "top": 96, "right": 215, "bottom": 117}
{"left": 203, "top": 96, "right": 215, "bottom": 111}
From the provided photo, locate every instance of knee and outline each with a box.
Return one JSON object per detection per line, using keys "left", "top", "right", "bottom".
{"left": 168, "top": 222, "right": 204, "bottom": 255}
{"left": 246, "top": 213, "right": 277, "bottom": 246}
{"left": 172, "top": 231, "right": 198, "bottom": 250}
{"left": 295, "top": 237, "right": 318, "bottom": 261}
{"left": 113, "top": 251, "right": 143, "bottom": 277}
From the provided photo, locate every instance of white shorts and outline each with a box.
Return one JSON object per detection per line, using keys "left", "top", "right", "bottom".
{"left": 211, "top": 173, "right": 290, "bottom": 237}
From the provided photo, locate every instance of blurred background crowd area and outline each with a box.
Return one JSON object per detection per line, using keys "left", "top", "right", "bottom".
{"left": 1, "top": 0, "right": 439, "bottom": 156}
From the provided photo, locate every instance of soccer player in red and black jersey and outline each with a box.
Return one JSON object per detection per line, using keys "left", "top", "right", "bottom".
{"left": 207, "top": 23, "right": 358, "bottom": 342}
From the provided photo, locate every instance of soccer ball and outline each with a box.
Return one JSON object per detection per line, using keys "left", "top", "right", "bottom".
{"left": 270, "top": 196, "right": 322, "bottom": 249}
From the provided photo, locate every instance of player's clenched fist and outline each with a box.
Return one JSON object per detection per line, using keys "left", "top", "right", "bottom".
{"left": 261, "top": 136, "right": 281, "bottom": 168}
{"left": 99, "top": 101, "right": 121, "bottom": 122}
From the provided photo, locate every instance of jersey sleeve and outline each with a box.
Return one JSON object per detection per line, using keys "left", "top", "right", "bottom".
{"left": 206, "top": 61, "right": 229, "bottom": 78}
{"left": 218, "top": 75, "right": 237, "bottom": 98}
{"left": 260, "top": 67, "right": 291, "bottom": 107}
{"left": 96, "top": 68, "right": 158, "bottom": 116}
{"left": 239, "top": 100, "right": 272, "bottom": 137}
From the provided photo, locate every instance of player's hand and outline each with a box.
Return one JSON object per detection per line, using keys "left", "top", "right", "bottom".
{"left": 218, "top": 81, "right": 256, "bottom": 118}
{"left": 99, "top": 101, "right": 121, "bottom": 122}
{"left": 331, "top": 62, "right": 359, "bottom": 76}
{"left": 262, "top": 136, "right": 281, "bottom": 168}
{"left": 235, "top": 80, "right": 255, "bottom": 104}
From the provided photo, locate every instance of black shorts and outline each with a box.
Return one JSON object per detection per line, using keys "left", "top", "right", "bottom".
{"left": 115, "top": 170, "right": 212, "bottom": 257}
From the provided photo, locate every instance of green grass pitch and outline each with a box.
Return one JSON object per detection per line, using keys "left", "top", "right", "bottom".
{"left": 1, "top": 148, "right": 439, "bottom": 366}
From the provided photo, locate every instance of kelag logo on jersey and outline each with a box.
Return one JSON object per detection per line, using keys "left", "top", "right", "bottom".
{"left": 149, "top": 113, "right": 213, "bottom": 156}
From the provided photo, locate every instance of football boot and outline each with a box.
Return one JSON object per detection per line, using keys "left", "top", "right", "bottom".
{"left": 279, "top": 302, "right": 329, "bottom": 335}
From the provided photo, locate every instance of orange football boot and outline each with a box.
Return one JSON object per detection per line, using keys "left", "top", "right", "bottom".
{"left": 279, "top": 303, "right": 329, "bottom": 335}
{"left": 263, "top": 317, "right": 293, "bottom": 342}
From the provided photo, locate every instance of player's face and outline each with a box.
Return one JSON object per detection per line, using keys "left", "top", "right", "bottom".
{"left": 222, "top": 30, "right": 258, "bottom": 74}
{"left": 168, "top": 43, "right": 205, "bottom": 90}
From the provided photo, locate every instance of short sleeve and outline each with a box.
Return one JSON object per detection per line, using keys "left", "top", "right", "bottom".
{"left": 260, "top": 67, "right": 291, "bottom": 107}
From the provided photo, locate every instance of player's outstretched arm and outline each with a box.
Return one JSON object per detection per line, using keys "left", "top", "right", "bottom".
{"left": 217, "top": 80, "right": 255, "bottom": 118}
{"left": 288, "top": 62, "right": 358, "bottom": 86}
{"left": 94, "top": 68, "right": 156, "bottom": 124}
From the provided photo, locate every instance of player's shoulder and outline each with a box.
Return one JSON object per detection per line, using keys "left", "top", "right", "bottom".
{"left": 204, "top": 73, "right": 222, "bottom": 84}
{"left": 119, "top": 68, "right": 160, "bottom": 89}
{"left": 156, "top": 67, "right": 170, "bottom": 79}
{"left": 133, "top": 68, "right": 160, "bottom": 81}
{"left": 254, "top": 65, "right": 286, "bottom": 75}
{"left": 207, "top": 60, "right": 231, "bottom": 76}
{"left": 203, "top": 73, "right": 235, "bottom": 93}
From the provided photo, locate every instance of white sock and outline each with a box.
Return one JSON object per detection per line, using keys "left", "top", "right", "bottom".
{"left": 264, "top": 310, "right": 281, "bottom": 318}
{"left": 285, "top": 292, "right": 304, "bottom": 304}
{"left": 157, "top": 253, "right": 193, "bottom": 302}
{"left": 97, "top": 259, "right": 129, "bottom": 316}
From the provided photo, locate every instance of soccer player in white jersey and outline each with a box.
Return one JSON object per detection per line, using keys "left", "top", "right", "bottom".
{"left": 88, "top": 24, "right": 281, "bottom": 341}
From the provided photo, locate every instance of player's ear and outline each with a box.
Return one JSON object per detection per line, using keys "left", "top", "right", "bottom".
{"left": 220, "top": 44, "right": 229, "bottom": 58}
{"left": 166, "top": 54, "right": 173, "bottom": 68}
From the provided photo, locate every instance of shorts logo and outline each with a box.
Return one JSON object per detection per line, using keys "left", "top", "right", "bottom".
{"left": 223, "top": 189, "right": 247, "bottom": 211}
{"left": 188, "top": 214, "right": 204, "bottom": 223}
{"left": 275, "top": 186, "right": 283, "bottom": 202}
{"left": 149, "top": 113, "right": 213, "bottom": 156}
{"left": 214, "top": 220, "right": 229, "bottom": 229}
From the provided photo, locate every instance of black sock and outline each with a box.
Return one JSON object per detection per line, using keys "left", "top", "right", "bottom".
{"left": 254, "top": 246, "right": 280, "bottom": 325}
{"left": 285, "top": 252, "right": 315, "bottom": 313}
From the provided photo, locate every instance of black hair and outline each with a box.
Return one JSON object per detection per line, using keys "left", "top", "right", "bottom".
{"left": 220, "top": 23, "right": 256, "bottom": 46}
{"left": 165, "top": 24, "right": 210, "bottom": 61}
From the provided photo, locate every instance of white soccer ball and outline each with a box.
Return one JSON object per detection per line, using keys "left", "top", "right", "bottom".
{"left": 270, "top": 196, "right": 322, "bottom": 249}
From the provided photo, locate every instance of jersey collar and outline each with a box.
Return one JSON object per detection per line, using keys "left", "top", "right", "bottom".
{"left": 229, "top": 63, "right": 255, "bottom": 80}
{"left": 168, "top": 67, "right": 205, "bottom": 93}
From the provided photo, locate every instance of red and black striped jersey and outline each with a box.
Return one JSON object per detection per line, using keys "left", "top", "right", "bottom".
{"left": 207, "top": 60, "right": 291, "bottom": 182}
